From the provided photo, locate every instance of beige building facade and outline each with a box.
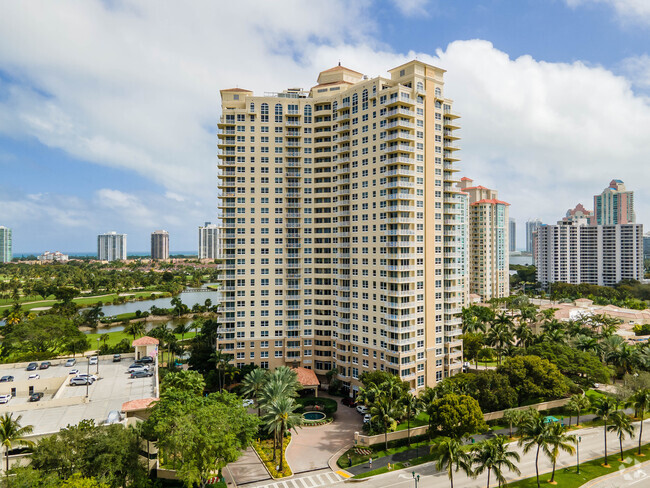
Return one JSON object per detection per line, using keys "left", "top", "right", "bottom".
{"left": 217, "top": 61, "right": 466, "bottom": 394}
{"left": 459, "top": 178, "right": 510, "bottom": 301}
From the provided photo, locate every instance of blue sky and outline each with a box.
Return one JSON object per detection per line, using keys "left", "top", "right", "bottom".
{"left": 1, "top": 0, "right": 650, "bottom": 253}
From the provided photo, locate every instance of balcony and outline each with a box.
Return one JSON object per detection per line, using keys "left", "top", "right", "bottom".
{"left": 386, "top": 108, "right": 415, "bottom": 118}
{"left": 384, "top": 229, "right": 415, "bottom": 236}
{"left": 385, "top": 119, "right": 415, "bottom": 130}
{"left": 385, "top": 205, "right": 414, "bottom": 212}
{"left": 385, "top": 217, "right": 417, "bottom": 224}
{"left": 384, "top": 132, "right": 415, "bottom": 142}
{"left": 443, "top": 118, "right": 460, "bottom": 129}
{"left": 285, "top": 119, "right": 301, "bottom": 126}
{"left": 385, "top": 156, "right": 416, "bottom": 165}
{"left": 384, "top": 265, "right": 417, "bottom": 271}
{"left": 384, "top": 168, "right": 416, "bottom": 177}
{"left": 383, "top": 144, "right": 415, "bottom": 154}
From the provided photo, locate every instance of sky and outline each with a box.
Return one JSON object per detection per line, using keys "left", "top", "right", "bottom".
{"left": 1, "top": 0, "right": 650, "bottom": 253}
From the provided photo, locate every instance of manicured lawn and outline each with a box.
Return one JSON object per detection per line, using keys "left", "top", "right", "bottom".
{"left": 395, "top": 412, "right": 429, "bottom": 431}
{"left": 507, "top": 442, "right": 650, "bottom": 488}
{"left": 337, "top": 437, "right": 430, "bottom": 468}
{"left": 85, "top": 330, "right": 196, "bottom": 350}
{"left": 0, "top": 290, "right": 165, "bottom": 311}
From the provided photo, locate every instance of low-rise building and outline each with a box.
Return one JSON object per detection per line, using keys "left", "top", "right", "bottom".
{"left": 37, "top": 251, "right": 69, "bottom": 262}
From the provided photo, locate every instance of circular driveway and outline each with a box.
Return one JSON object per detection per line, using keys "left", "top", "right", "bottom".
{"left": 286, "top": 394, "right": 363, "bottom": 473}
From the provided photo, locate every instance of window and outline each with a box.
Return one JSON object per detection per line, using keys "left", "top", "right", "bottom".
{"left": 275, "top": 103, "right": 283, "bottom": 122}
{"left": 261, "top": 103, "right": 269, "bottom": 123}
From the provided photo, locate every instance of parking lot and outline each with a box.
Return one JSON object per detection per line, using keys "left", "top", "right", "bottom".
{"left": 0, "top": 355, "right": 157, "bottom": 436}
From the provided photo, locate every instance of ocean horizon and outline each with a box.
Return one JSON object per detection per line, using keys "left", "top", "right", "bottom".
{"left": 13, "top": 251, "right": 199, "bottom": 258}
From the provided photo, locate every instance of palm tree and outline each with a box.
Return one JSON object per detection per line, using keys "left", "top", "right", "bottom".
{"left": 517, "top": 411, "right": 550, "bottom": 488}
{"left": 545, "top": 423, "right": 576, "bottom": 483}
{"left": 262, "top": 396, "right": 303, "bottom": 467}
{"left": 574, "top": 334, "right": 600, "bottom": 355}
{"left": 242, "top": 368, "right": 268, "bottom": 417}
{"left": 502, "top": 408, "right": 523, "bottom": 438}
{"left": 472, "top": 436, "right": 520, "bottom": 488}
{"left": 419, "top": 386, "right": 438, "bottom": 441}
{"left": 608, "top": 411, "right": 635, "bottom": 461}
{"left": 99, "top": 333, "right": 109, "bottom": 348}
{"left": 514, "top": 322, "right": 534, "bottom": 348}
{"left": 402, "top": 393, "right": 421, "bottom": 447}
{"left": 486, "top": 322, "right": 514, "bottom": 365}
{"left": 0, "top": 413, "right": 34, "bottom": 479}
{"left": 430, "top": 436, "right": 474, "bottom": 488}
{"left": 370, "top": 396, "right": 403, "bottom": 452}
{"left": 567, "top": 394, "right": 591, "bottom": 427}
{"left": 124, "top": 321, "right": 146, "bottom": 341}
{"left": 627, "top": 388, "right": 650, "bottom": 455}
{"left": 173, "top": 321, "right": 193, "bottom": 343}
{"left": 592, "top": 396, "right": 617, "bottom": 466}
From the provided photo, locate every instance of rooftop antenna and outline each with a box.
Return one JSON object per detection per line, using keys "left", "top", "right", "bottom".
{"left": 338, "top": 60, "right": 341, "bottom": 66}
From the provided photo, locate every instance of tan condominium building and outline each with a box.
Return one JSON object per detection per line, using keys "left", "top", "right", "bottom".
{"left": 217, "top": 61, "right": 466, "bottom": 395}
{"left": 151, "top": 230, "right": 170, "bottom": 260}
{"left": 459, "top": 178, "right": 510, "bottom": 301}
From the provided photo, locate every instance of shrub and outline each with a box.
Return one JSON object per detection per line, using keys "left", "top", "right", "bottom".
{"left": 296, "top": 397, "right": 338, "bottom": 416}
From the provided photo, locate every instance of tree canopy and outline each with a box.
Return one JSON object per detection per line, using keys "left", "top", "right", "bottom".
{"left": 427, "top": 393, "right": 487, "bottom": 439}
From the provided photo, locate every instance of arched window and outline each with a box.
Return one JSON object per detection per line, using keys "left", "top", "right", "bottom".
{"left": 435, "top": 87, "right": 441, "bottom": 98}
{"left": 352, "top": 93, "right": 358, "bottom": 105}
{"left": 362, "top": 89, "right": 368, "bottom": 102}
{"left": 416, "top": 81, "right": 424, "bottom": 92}
{"left": 261, "top": 102, "right": 269, "bottom": 122}
{"left": 250, "top": 102, "right": 255, "bottom": 112}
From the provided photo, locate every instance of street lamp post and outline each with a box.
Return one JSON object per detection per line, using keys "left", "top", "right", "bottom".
{"left": 96, "top": 338, "right": 100, "bottom": 375}
{"left": 577, "top": 436, "right": 582, "bottom": 474}
{"left": 85, "top": 356, "right": 90, "bottom": 399}
{"left": 412, "top": 472, "right": 420, "bottom": 488}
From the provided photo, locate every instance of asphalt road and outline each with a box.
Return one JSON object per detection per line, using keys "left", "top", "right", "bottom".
{"left": 335, "top": 419, "right": 650, "bottom": 488}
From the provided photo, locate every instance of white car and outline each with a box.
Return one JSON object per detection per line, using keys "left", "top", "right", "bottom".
{"left": 356, "top": 405, "right": 368, "bottom": 414}
{"left": 65, "top": 358, "right": 77, "bottom": 367}
{"left": 242, "top": 399, "right": 254, "bottom": 407}
{"left": 89, "top": 356, "right": 98, "bottom": 365}
{"left": 69, "top": 369, "right": 79, "bottom": 375}
{"left": 77, "top": 373, "right": 98, "bottom": 381}
{"left": 28, "top": 374, "right": 40, "bottom": 380}
{"left": 0, "top": 394, "right": 11, "bottom": 404}
{"left": 363, "top": 413, "right": 372, "bottom": 423}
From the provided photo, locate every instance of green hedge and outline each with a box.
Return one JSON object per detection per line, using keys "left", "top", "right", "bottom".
{"left": 296, "top": 397, "right": 338, "bottom": 416}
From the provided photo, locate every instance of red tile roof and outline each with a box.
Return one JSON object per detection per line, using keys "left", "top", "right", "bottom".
{"left": 463, "top": 185, "right": 489, "bottom": 190}
{"left": 132, "top": 336, "right": 159, "bottom": 346}
{"left": 471, "top": 198, "right": 510, "bottom": 206}
{"left": 460, "top": 177, "right": 472, "bottom": 181}
{"left": 122, "top": 397, "right": 157, "bottom": 412}
{"left": 292, "top": 367, "right": 320, "bottom": 387}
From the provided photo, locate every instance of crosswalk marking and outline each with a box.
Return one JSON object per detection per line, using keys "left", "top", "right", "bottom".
{"left": 255, "top": 470, "right": 343, "bottom": 488}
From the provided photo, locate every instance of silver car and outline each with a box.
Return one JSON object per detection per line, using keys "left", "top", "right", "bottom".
{"left": 0, "top": 394, "right": 11, "bottom": 404}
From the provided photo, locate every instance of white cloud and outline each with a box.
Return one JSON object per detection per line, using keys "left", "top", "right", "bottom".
{"left": 621, "top": 54, "right": 650, "bottom": 90}
{"left": 390, "top": 0, "right": 431, "bottom": 17}
{"left": 566, "top": 0, "right": 650, "bottom": 23}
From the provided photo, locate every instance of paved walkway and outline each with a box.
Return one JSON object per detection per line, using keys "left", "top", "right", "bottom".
{"left": 250, "top": 468, "right": 344, "bottom": 488}
{"left": 225, "top": 447, "right": 270, "bottom": 486}
{"left": 285, "top": 394, "right": 362, "bottom": 473}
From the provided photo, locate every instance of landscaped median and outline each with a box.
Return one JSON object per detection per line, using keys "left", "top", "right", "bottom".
{"left": 253, "top": 437, "right": 292, "bottom": 478}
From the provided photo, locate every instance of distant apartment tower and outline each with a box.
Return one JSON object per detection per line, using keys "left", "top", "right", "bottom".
{"left": 525, "top": 219, "right": 542, "bottom": 253}
{"left": 644, "top": 232, "right": 650, "bottom": 261}
{"left": 563, "top": 203, "right": 594, "bottom": 225}
{"left": 217, "top": 61, "right": 466, "bottom": 392}
{"left": 459, "top": 178, "right": 510, "bottom": 300}
{"left": 594, "top": 179, "right": 635, "bottom": 225}
{"left": 151, "top": 230, "right": 170, "bottom": 260}
{"left": 198, "top": 222, "right": 222, "bottom": 260}
{"left": 509, "top": 218, "right": 516, "bottom": 252}
{"left": 535, "top": 221, "right": 643, "bottom": 287}
{"left": 0, "top": 226, "right": 12, "bottom": 263}
{"left": 97, "top": 232, "right": 127, "bottom": 262}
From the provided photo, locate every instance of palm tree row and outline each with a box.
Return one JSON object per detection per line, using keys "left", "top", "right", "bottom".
{"left": 241, "top": 366, "right": 304, "bottom": 468}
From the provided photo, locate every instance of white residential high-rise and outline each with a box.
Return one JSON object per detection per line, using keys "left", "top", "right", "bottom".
{"left": 217, "top": 61, "right": 466, "bottom": 394}
{"left": 151, "top": 230, "right": 170, "bottom": 260}
{"left": 198, "top": 222, "right": 222, "bottom": 260}
{"left": 535, "top": 221, "right": 643, "bottom": 287}
{"left": 97, "top": 232, "right": 127, "bottom": 262}
{"left": 0, "top": 226, "right": 12, "bottom": 263}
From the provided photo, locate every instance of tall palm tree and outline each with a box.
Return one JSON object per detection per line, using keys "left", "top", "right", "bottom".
{"left": 627, "top": 388, "right": 650, "bottom": 455}
{"left": 419, "top": 386, "right": 439, "bottom": 441}
{"left": 502, "top": 409, "right": 523, "bottom": 438}
{"left": 242, "top": 368, "right": 269, "bottom": 417}
{"left": 370, "top": 396, "right": 403, "bottom": 452}
{"left": 567, "top": 394, "right": 591, "bottom": 427}
{"left": 545, "top": 423, "right": 576, "bottom": 483}
{"left": 517, "top": 411, "right": 550, "bottom": 488}
{"left": 608, "top": 411, "right": 635, "bottom": 461}
{"left": 402, "top": 393, "right": 421, "bottom": 447}
{"left": 472, "top": 436, "right": 520, "bottom": 488}
{"left": 574, "top": 334, "right": 600, "bottom": 355}
{"left": 514, "top": 322, "right": 534, "bottom": 348}
{"left": 124, "top": 321, "right": 146, "bottom": 341}
{"left": 430, "top": 437, "right": 474, "bottom": 488}
{"left": 173, "top": 321, "right": 193, "bottom": 343}
{"left": 99, "top": 333, "right": 109, "bottom": 348}
{"left": 486, "top": 323, "right": 514, "bottom": 365}
{"left": 262, "top": 396, "right": 303, "bottom": 467}
{"left": 592, "top": 396, "right": 617, "bottom": 466}
{"left": 0, "top": 413, "right": 34, "bottom": 479}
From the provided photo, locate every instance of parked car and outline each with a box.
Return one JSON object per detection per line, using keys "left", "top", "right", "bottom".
{"left": 65, "top": 358, "right": 77, "bottom": 367}
{"left": 242, "top": 399, "right": 254, "bottom": 407}
{"left": 130, "top": 370, "right": 153, "bottom": 378}
{"left": 128, "top": 364, "right": 149, "bottom": 373}
{"left": 112, "top": 354, "right": 122, "bottom": 362}
{"left": 105, "top": 410, "right": 123, "bottom": 425}
{"left": 137, "top": 356, "right": 154, "bottom": 364}
{"left": 356, "top": 405, "right": 368, "bottom": 415}
{"left": 0, "top": 394, "right": 11, "bottom": 404}
{"left": 77, "top": 373, "right": 97, "bottom": 381}
{"left": 28, "top": 374, "right": 40, "bottom": 380}
{"left": 69, "top": 369, "right": 79, "bottom": 375}
{"left": 0, "top": 376, "right": 14, "bottom": 382}
{"left": 89, "top": 356, "right": 98, "bottom": 365}
{"left": 341, "top": 397, "right": 357, "bottom": 407}
{"left": 29, "top": 392, "right": 44, "bottom": 402}
{"left": 69, "top": 376, "right": 91, "bottom": 386}
{"left": 26, "top": 363, "right": 38, "bottom": 371}
{"left": 39, "top": 361, "right": 51, "bottom": 370}
{"left": 363, "top": 413, "right": 372, "bottom": 423}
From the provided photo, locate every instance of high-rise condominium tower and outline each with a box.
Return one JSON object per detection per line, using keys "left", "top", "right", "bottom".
{"left": 594, "top": 179, "right": 635, "bottom": 225}
{"left": 217, "top": 61, "right": 466, "bottom": 393}
{"left": 199, "top": 222, "right": 222, "bottom": 260}
{"left": 0, "top": 226, "right": 12, "bottom": 263}
{"left": 459, "top": 178, "right": 510, "bottom": 300}
{"left": 509, "top": 218, "right": 516, "bottom": 252}
{"left": 97, "top": 232, "right": 127, "bottom": 262}
{"left": 151, "top": 230, "right": 170, "bottom": 260}
{"left": 525, "top": 219, "right": 542, "bottom": 254}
